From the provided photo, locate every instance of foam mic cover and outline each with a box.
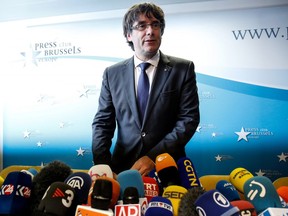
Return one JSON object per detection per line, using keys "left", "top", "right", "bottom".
{"left": 177, "top": 157, "right": 201, "bottom": 189}
{"left": 87, "top": 176, "right": 120, "bottom": 209}
{"left": 162, "top": 185, "right": 187, "bottom": 216}
{"left": 194, "top": 189, "right": 239, "bottom": 216}
{"left": 64, "top": 171, "right": 92, "bottom": 205}
{"left": 88, "top": 164, "right": 113, "bottom": 181}
{"left": 178, "top": 186, "right": 206, "bottom": 216}
{"left": 229, "top": 167, "right": 254, "bottom": 193}
{"left": 230, "top": 200, "right": 257, "bottom": 216}
{"left": 277, "top": 186, "right": 288, "bottom": 203}
{"left": 243, "top": 176, "right": 282, "bottom": 214}
{"left": 21, "top": 168, "right": 38, "bottom": 180}
{"left": 155, "top": 153, "right": 180, "bottom": 188}
{"left": 91, "top": 178, "right": 113, "bottom": 210}
{"left": 0, "top": 176, "right": 4, "bottom": 187}
{"left": 117, "top": 169, "right": 145, "bottom": 199}
{"left": 0, "top": 171, "right": 32, "bottom": 215}
{"left": 216, "top": 180, "right": 240, "bottom": 201}
{"left": 144, "top": 196, "right": 173, "bottom": 216}
{"left": 29, "top": 160, "right": 72, "bottom": 214}
{"left": 143, "top": 176, "right": 159, "bottom": 203}
{"left": 38, "top": 181, "right": 76, "bottom": 216}
{"left": 123, "top": 187, "right": 139, "bottom": 204}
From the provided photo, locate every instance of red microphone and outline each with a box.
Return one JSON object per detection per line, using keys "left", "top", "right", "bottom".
{"left": 142, "top": 176, "right": 159, "bottom": 203}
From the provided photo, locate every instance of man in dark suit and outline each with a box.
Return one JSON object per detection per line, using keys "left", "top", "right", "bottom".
{"left": 92, "top": 2, "right": 200, "bottom": 176}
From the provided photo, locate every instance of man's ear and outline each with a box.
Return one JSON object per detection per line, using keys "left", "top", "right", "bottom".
{"left": 127, "top": 33, "right": 132, "bottom": 42}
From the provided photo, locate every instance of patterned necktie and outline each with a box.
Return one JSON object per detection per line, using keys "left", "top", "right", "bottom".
{"left": 137, "top": 62, "right": 151, "bottom": 121}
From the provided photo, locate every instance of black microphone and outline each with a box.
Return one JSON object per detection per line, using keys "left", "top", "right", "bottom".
{"left": 91, "top": 178, "right": 113, "bottom": 211}
{"left": 123, "top": 187, "right": 139, "bottom": 204}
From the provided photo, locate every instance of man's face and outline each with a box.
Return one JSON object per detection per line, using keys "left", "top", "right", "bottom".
{"left": 127, "top": 14, "right": 162, "bottom": 61}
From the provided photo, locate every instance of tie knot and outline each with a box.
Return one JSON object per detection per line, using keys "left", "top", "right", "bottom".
{"left": 139, "top": 62, "right": 151, "bottom": 72}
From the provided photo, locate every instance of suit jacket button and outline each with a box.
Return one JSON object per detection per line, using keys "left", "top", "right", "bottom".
{"left": 141, "top": 132, "right": 146, "bottom": 137}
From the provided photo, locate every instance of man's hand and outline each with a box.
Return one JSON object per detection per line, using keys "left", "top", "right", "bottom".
{"left": 130, "top": 156, "right": 155, "bottom": 176}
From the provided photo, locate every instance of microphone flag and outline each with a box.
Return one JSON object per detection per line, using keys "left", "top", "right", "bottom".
{"left": 229, "top": 167, "right": 254, "bottom": 193}
{"left": 142, "top": 176, "right": 159, "bottom": 203}
{"left": 243, "top": 176, "right": 282, "bottom": 214}
{"left": 38, "top": 181, "right": 76, "bottom": 216}
{"left": 0, "top": 171, "right": 32, "bottom": 215}
{"left": 64, "top": 171, "right": 92, "bottom": 205}
{"left": 177, "top": 157, "right": 201, "bottom": 189}
{"left": 216, "top": 180, "right": 240, "bottom": 201}
{"left": 144, "top": 196, "right": 173, "bottom": 216}
{"left": 194, "top": 189, "right": 239, "bottom": 216}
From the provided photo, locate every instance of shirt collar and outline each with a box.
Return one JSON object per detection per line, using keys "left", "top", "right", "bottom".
{"left": 134, "top": 51, "right": 160, "bottom": 68}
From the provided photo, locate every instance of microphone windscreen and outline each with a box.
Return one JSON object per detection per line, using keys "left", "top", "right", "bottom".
{"left": 177, "top": 157, "right": 201, "bottom": 189}
{"left": 230, "top": 200, "right": 257, "bottom": 216}
{"left": 144, "top": 196, "right": 173, "bottom": 216}
{"left": 155, "top": 153, "right": 180, "bottom": 187}
{"left": 64, "top": 172, "right": 92, "bottom": 205}
{"left": 0, "top": 176, "right": 4, "bottom": 187}
{"left": 143, "top": 176, "right": 159, "bottom": 202}
{"left": 216, "top": 180, "right": 240, "bottom": 201}
{"left": 117, "top": 169, "right": 145, "bottom": 198}
{"left": 243, "top": 176, "right": 282, "bottom": 214}
{"left": 38, "top": 181, "right": 76, "bottom": 216}
{"left": 123, "top": 187, "right": 139, "bottom": 204}
{"left": 178, "top": 187, "right": 206, "bottom": 216}
{"left": 30, "top": 160, "right": 72, "bottom": 214}
{"left": 91, "top": 178, "right": 113, "bottom": 210}
{"left": 229, "top": 167, "right": 253, "bottom": 193}
{"left": 194, "top": 189, "right": 239, "bottom": 216}
{"left": 21, "top": 168, "right": 38, "bottom": 180}
{"left": 162, "top": 185, "right": 188, "bottom": 216}
{"left": 0, "top": 171, "right": 32, "bottom": 215}
{"left": 277, "top": 186, "right": 288, "bottom": 202}
{"left": 88, "top": 164, "right": 113, "bottom": 181}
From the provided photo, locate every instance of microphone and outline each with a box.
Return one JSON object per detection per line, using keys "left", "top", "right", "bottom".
{"left": 229, "top": 167, "right": 254, "bottom": 193}
{"left": 75, "top": 204, "right": 113, "bottom": 216}
{"left": 91, "top": 178, "right": 113, "bottom": 211}
{"left": 230, "top": 200, "right": 257, "bottom": 216}
{"left": 0, "top": 171, "right": 32, "bottom": 215}
{"left": 178, "top": 187, "right": 206, "bottom": 216}
{"left": 142, "top": 176, "right": 159, "bottom": 203}
{"left": 87, "top": 176, "right": 120, "bottom": 209}
{"left": 21, "top": 167, "right": 38, "bottom": 180}
{"left": 162, "top": 185, "right": 187, "bottom": 216}
{"left": 148, "top": 168, "right": 163, "bottom": 195}
{"left": 144, "top": 196, "right": 173, "bottom": 216}
{"left": 243, "top": 176, "right": 282, "bottom": 214}
{"left": 277, "top": 186, "right": 288, "bottom": 203}
{"left": 0, "top": 175, "right": 4, "bottom": 187}
{"left": 117, "top": 169, "right": 145, "bottom": 199}
{"left": 37, "top": 181, "right": 76, "bottom": 216}
{"left": 123, "top": 187, "right": 140, "bottom": 204}
{"left": 155, "top": 153, "right": 180, "bottom": 188}
{"left": 64, "top": 171, "right": 92, "bottom": 205}
{"left": 176, "top": 157, "right": 201, "bottom": 189}
{"left": 216, "top": 180, "right": 240, "bottom": 201}
{"left": 194, "top": 189, "right": 240, "bottom": 216}
{"left": 29, "top": 160, "right": 72, "bottom": 214}
{"left": 88, "top": 164, "right": 113, "bottom": 181}
{"left": 114, "top": 203, "right": 142, "bottom": 216}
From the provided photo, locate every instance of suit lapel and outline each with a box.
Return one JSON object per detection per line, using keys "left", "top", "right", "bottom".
{"left": 122, "top": 57, "right": 142, "bottom": 128}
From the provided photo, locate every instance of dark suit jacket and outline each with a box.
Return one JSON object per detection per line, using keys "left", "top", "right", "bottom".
{"left": 92, "top": 51, "right": 200, "bottom": 173}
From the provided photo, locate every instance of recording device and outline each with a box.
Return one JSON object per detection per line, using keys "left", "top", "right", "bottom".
{"left": 38, "top": 181, "right": 76, "bottom": 216}
{"left": 123, "top": 187, "right": 140, "bottom": 204}
{"left": 216, "top": 180, "right": 240, "bottom": 201}
{"left": 162, "top": 185, "right": 188, "bottom": 216}
{"left": 194, "top": 189, "right": 239, "bottom": 216}
{"left": 64, "top": 171, "right": 92, "bottom": 205}
{"left": 142, "top": 176, "right": 159, "bottom": 202}
{"left": 144, "top": 196, "right": 173, "bottom": 216}
{"left": 21, "top": 168, "right": 38, "bottom": 180}
{"left": 277, "top": 186, "right": 288, "bottom": 203}
{"left": 178, "top": 186, "right": 206, "bottom": 216}
{"left": 176, "top": 157, "right": 201, "bottom": 189}
{"left": 229, "top": 167, "right": 254, "bottom": 193}
{"left": 91, "top": 178, "right": 113, "bottom": 210}
{"left": 0, "top": 171, "right": 32, "bottom": 215}
{"left": 243, "top": 176, "right": 282, "bottom": 214}
{"left": 155, "top": 153, "right": 180, "bottom": 188}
